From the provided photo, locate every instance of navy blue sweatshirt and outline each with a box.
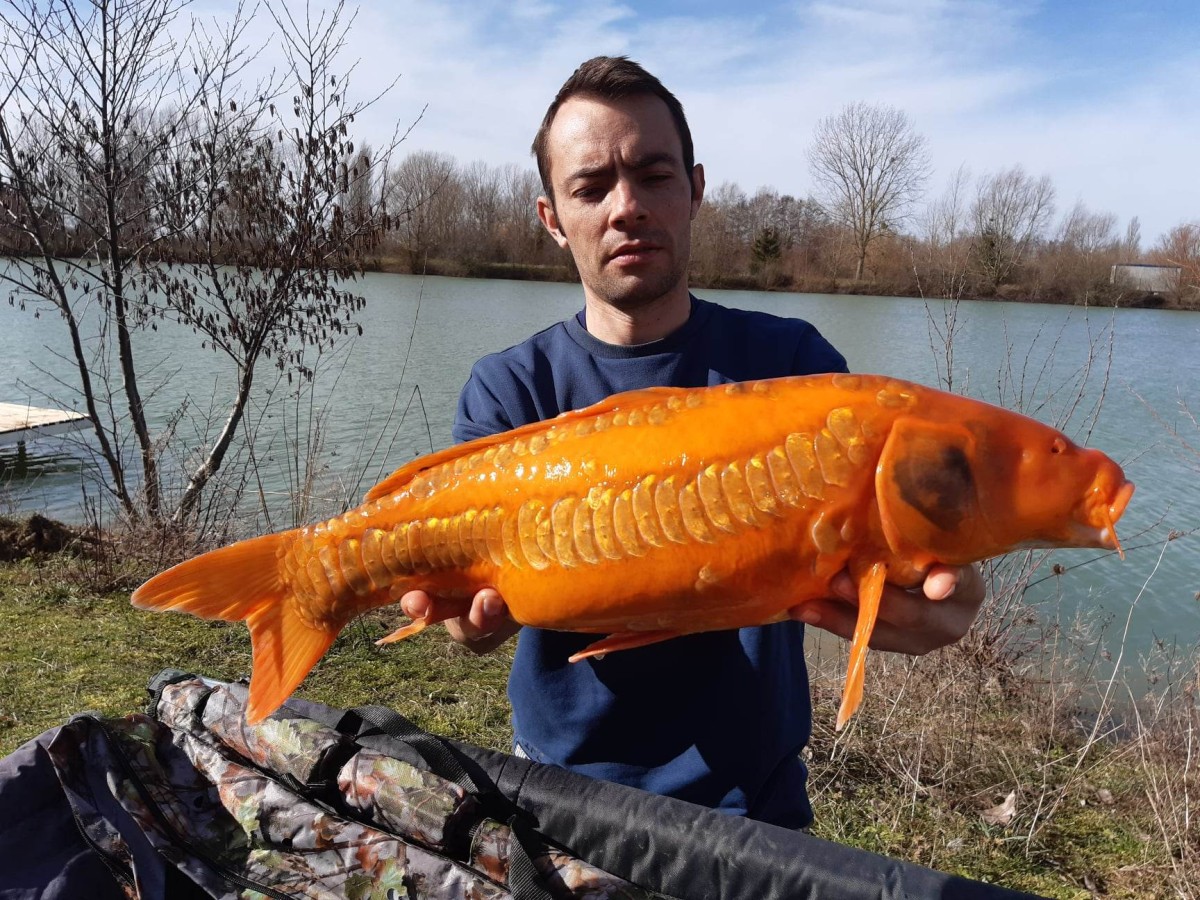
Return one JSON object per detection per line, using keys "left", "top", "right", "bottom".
{"left": 453, "top": 296, "right": 847, "bottom": 828}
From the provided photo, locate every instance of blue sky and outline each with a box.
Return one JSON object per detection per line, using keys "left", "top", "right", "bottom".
{"left": 226, "top": 0, "right": 1199, "bottom": 246}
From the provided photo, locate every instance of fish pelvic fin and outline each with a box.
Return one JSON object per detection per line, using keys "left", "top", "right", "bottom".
{"left": 568, "top": 629, "right": 683, "bottom": 662}
{"left": 836, "top": 561, "right": 887, "bottom": 731}
{"left": 131, "top": 530, "right": 337, "bottom": 724}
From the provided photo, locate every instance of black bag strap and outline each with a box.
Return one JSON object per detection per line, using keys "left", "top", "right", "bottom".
{"left": 344, "top": 705, "right": 556, "bottom": 900}
{"left": 346, "top": 705, "right": 486, "bottom": 794}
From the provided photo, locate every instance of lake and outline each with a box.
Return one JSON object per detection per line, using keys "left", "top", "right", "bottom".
{"left": 2, "top": 272, "right": 1198, "bottom": 654}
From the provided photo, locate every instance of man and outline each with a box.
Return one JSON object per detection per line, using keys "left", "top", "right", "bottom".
{"left": 402, "top": 56, "right": 984, "bottom": 828}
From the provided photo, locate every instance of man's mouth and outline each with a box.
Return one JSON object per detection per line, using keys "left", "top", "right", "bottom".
{"left": 608, "top": 243, "right": 661, "bottom": 264}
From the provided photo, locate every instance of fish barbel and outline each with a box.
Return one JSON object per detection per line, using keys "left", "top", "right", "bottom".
{"left": 132, "top": 374, "right": 1134, "bottom": 726}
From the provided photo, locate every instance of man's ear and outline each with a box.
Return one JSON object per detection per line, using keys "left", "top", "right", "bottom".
{"left": 537, "top": 195, "right": 569, "bottom": 249}
{"left": 690, "top": 163, "right": 705, "bottom": 219}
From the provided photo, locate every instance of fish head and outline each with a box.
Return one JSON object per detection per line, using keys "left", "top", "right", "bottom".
{"left": 875, "top": 411, "right": 1134, "bottom": 566}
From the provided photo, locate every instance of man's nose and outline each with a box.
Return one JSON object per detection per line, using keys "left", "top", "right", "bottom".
{"left": 609, "top": 178, "right": 647, "bottom": 226}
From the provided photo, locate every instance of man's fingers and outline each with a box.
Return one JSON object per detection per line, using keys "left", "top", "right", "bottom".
{"left": 395, "top": 587, "right": 515, "bottom": 655}
{"left": 468, "top": 588, "right": 507, "bottom": 632}
{"left": 875, "top": 585, "right": 934, "bottom": 631}
{"left": 922, "top": 565, "right": 960, "bottom": 601}
{"left": 400, "top": 590, "right": 431, "bottom": 620}
{"left": 792, "top": 599, "right": 856, "bottom": 640}
{"left": 792, "top": 563, "right": 985, "bottom": 655}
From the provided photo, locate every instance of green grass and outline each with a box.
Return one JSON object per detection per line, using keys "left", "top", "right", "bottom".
{"left": 0, "top": 555, "right": 514, "bottom": 756}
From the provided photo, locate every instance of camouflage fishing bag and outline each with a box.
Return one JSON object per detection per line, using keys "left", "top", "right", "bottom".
{"left": 0, "top": 669, "right": 1044, "bottom": 899}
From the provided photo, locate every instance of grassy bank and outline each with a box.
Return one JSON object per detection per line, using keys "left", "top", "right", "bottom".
{"left": 1, "top": 546, "right": 1195, "bottom": 899}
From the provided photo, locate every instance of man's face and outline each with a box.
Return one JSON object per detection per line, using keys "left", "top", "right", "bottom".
{"left": 537, "top": 94, "right": 705, "bottom": 314}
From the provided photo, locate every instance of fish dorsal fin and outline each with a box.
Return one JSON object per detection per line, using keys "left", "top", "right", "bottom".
{"left": 364, "top": 386, "right": 685, "bottom": 502}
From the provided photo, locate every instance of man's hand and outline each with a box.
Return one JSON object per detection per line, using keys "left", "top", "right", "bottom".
{"left": 789, "top": 564, "right": 986, "bottom": 655}
{"left": 399, "top": 588, "right": 519, "bottom": 655}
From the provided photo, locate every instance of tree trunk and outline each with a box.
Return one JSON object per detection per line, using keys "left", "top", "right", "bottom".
{"left": 173, "top": 363, "right": 255, "bottom": 523}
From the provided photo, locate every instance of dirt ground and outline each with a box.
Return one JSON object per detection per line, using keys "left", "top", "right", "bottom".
{"left": 0, "top": 514, "right": 95, "bottom": 561}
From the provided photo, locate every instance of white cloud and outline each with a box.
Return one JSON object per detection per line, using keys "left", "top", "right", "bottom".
{"left": 188, "top": 0, "right": 1199, "bottom": 244}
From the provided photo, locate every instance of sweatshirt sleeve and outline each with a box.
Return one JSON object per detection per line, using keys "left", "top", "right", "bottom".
{"left": 791, "top": 322, "right": 849, "bottom": 376}
{"left": 453, "top": 364, "right": 514, "bottom": 443}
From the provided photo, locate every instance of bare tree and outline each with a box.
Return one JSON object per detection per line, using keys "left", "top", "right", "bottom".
{"left": 456, "top": 160, "right": 503, "bottom": 263}
{"left": 0, "top": 0, "right": 252, "bottom": 518}
{"left": 1041, "top": 201, "right": 1120, "bottom": 299}
{"left": 1121, "top": 216, "right": 1142, "bottom": 260}
{"left": 808, "top": 101, "right": 931, "bottom": 281}
{"left": 1056, "top": 201, "right": 1117, "bottom": 257}
{"left": 915, "top": 164, "right": 972, "bottom": 299}
{"left": 341, "top": 144, "right": 380, "bottom": 249}
{"left": 164, "top": 1, "right": 407, "bottom": 521}
{"left": 1151, "top": 222, "right": 1200, "bottom": 301}
{"left": 383, "top": 149, "right": 460, "bottom": 272}
{"left": 0, "top": 0, "right": 407, "bottom": 525}
{"left": 1036, "top": 200, "right": 1118, "bottom": 300}
{"left": 690, "top": 181, "right": 747, "bottom": 285}
{"left": 771, "top": 193, "right": 828, "bottom": 273}
{"left": 970, "top": 165, "right": 1055, "bottom": 290}
{"left": 497, "top": 164, "right": 545, "bottom": 266}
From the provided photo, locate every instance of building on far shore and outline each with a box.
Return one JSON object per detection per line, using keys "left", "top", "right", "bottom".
{"left": 1110, "top": 263, "right": 1181, "bottom": 294}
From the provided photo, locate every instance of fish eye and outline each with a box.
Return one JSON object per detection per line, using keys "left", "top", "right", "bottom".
{"left": 1050, "top": 437, "right": 1066, "bottom": 455}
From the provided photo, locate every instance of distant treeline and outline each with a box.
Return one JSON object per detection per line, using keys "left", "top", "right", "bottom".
{"left": 3, "top": 122, "right": 1198, "bottom": 310}
{"left": 357, "top": 150, "right": 1200, "bottom": 310}
{"left": 7, "top": 138, "right": 1199, "bottom": 310}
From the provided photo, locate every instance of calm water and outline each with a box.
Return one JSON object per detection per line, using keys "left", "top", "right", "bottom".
{"left": 2, "top": 272, "right": 1198, "bottom": 650}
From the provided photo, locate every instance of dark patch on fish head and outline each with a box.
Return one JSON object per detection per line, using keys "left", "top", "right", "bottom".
{"left": 892, "top": 444, "right": 974, "bottom": 532}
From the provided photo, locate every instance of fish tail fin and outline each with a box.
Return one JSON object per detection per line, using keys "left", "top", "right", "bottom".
{"left": 835, "top": 562, "right": 887, "bottom": 731}
{"left": 244, "top": 599, "right": 339, "bottom": 723}
{"left": 131, "top": 530, "right": 337, "bottom": 723}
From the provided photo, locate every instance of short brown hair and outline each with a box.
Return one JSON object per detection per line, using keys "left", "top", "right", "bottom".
{"left": 531, "top": 56, "right": 695, "bottom": 201}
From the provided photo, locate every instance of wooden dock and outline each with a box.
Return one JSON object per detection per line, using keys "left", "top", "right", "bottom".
{"left": 0, "top": 402, "right": 89, "bottom": 447}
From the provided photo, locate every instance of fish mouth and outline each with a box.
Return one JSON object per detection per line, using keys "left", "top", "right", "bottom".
{"left": 1058, "top": 478, "right": 1135, "bottom": 555}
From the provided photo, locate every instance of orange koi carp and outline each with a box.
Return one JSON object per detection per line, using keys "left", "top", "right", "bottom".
{"left": 132, "top": 374, "right": 1134, "bottom": 727}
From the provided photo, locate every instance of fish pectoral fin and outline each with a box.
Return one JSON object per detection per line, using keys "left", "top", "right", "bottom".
{"left": 568, "top": 629, "right": 683, "bottom": 663}
{"left": 836, "top": 561, "right": 888, "bottom": 731}
{"left": 875, "top": 417, "right": 980, "bottom": 564}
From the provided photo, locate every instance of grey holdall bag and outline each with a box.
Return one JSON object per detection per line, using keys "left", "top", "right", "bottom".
{"left": 0, "top": 669, "right": 1044, "bottom": 899}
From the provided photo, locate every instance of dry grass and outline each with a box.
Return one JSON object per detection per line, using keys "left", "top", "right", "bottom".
{"left": 803, "top": 555, "right": 1200, "bottom": 899}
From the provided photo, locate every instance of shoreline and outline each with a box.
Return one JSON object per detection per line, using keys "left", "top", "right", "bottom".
{"left": 4, "top": 252, "right": 1197, "bottom": 311}
{"left": 359, "top": 255, "right": 1200, "bottom": 312}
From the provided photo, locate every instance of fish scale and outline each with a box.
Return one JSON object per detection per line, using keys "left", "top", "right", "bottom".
{"left": 296, "top": 428, "right": 855, "bottom": 595}
{"left": 300, "top": 394, "right": 930, "bottom": 595}
{"left": 133, "top": 373, "right": 1134, "bottom": 726}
